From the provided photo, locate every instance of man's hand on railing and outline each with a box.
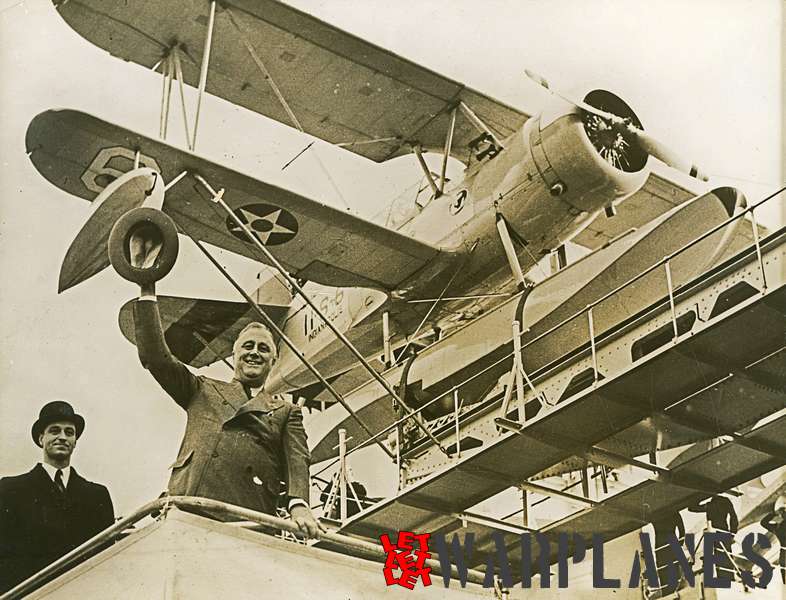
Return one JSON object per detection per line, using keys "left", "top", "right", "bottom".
{"left": 290, "top": 504, "right": 326, "bottom": 539}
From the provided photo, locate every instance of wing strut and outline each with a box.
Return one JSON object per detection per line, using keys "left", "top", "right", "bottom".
{"left": 459, "top": 101, "right": 504, "bottom": 151}
{"left": 157, "top": 47, "right": 194, "bottom": 147}
{"left": 495, "top": 213, "right": 528, "bottom": 290}
{"left": 184, "top": 223, "right": 397, "bottom": 462}
{"left": 412, "top": 144, "right": 440, "bottom": 197}
{"left": 158, "top": 51, "right": 173, "bottom": 139}
{"left": 438, "top": 107, "right": 457, "bottom": 194}
{"left": 171, "top": 47, "right": 193, "bottom": 146}
{"left": 191, "top": 0, "right": 217, "bottom": 150}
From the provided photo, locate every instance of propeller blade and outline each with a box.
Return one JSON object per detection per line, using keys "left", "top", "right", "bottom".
{"left": 622, "top": 127, "right": 707, "bottom": 181}
{"left": 525, "top": 69, "right": 707, "bottom": 181}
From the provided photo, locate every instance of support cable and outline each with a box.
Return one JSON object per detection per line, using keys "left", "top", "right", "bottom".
{"left": 193, "top": 175, "right": 450, "bottom": 456}
{"left": 393, "top": 244, "right": 475, "bottom": 365}
{"left": 185, "top": 231, "right": 396, "bottom": 461}
{"left": 225, "top": 6, "right": 302, "bottom": 132}
{"left": 171, "top": 46, "right": 193, "bottom": 148}
{"left": 224, "top": 7, "right": 352, "bottom": 210}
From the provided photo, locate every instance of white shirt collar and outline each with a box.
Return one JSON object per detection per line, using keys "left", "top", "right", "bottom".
{"left": 40, "top": 462, "right": 71, "bottom": 487}
{"left": 248, "top": 386, "right": 263, "bottom": 397}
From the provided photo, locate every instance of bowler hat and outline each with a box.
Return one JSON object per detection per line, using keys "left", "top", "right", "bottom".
{"left": 31, "top": 401, "right": 85, "bottom": 446}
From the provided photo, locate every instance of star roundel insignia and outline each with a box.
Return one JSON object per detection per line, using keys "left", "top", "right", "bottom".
{"left": 226, "top": 204, "right": 299, "bottom": 246}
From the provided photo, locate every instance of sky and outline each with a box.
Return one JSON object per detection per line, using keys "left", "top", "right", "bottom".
{"left": 0, "top": 0, "right": 782, "bottom": 515}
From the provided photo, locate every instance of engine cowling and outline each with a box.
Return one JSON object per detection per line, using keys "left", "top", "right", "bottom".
{"left": 531, "top": 89, "right": 650, "bottom": 213}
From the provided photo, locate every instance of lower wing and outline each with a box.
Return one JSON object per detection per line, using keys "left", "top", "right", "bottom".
{"left": 27, "top": 109, "right": 459, "bottom": 291}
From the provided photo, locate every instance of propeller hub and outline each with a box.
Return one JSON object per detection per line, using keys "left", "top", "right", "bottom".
{"left": 581, "top": 90, "right": 647, "bottom": 173}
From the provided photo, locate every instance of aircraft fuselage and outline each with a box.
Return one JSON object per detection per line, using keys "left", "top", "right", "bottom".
{"left": 268, "top": 93, "right": 651, "bottom": 392}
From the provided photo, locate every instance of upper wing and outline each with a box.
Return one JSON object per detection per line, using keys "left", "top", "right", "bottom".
{"left": 54, "top": 0, "right": 530, "bottom": 163}
{"left": 27, "top": 109, "right": 459, "bottom": 290}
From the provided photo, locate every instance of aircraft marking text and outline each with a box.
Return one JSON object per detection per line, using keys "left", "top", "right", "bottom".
{"left": 305, "top": 289, "right": 345, "bottom": 342}
{"left": 81, "top": 146, "right": 161, "bottom": 193}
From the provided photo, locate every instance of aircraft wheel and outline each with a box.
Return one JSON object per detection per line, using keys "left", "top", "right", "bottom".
{"left": 108, "top": 207, "right": 179, "bottom": 285}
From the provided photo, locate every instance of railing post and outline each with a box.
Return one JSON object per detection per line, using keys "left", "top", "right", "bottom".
{"left": 338, "top": 428, "right": 347, "bottom": 522}
{"left": 587, "top": 308, "right": 599, "bottom": 383}
{"left": 382, "top": 311, "right": 392, "bottom": 367}
{"left": 512, "top": 320, "right": 525, "bottom": 407}
{"left": 749, "top": 207, "right": 768, "bottom": 292}
{"left": 395, "top": 427, "right": 404, "bottom": 490}
{"left": 521, "top": 488, "right": 529, "bottom": 528}
{"left": 664, "top": 260, "right": 679, "bottom": 341}
{"left": 453, "top": 388, "right": 461, "bottom": 460}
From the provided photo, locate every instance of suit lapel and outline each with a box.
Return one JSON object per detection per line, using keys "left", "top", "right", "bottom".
{"left": 224, "top": 382, "right": 283, "bottom": 423}
{"left": 31, "top": 464, "right": 54, "bottom": 493}
{"left": 30, "top": 464, "right": 68, "bottom": 502}
{"left": 66, "top": 467, "right": 85, "bottom": 496}
{"left": 234, "top": 391, "right": 282, "bottom": 419}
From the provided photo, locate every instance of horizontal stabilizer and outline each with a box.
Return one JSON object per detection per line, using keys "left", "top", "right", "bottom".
{"left": 119, "top": 296, "right": 289, "bottom": 368}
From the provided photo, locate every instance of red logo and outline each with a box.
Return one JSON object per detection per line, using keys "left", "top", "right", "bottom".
{"left": 380, "top": 531, "right": 432, "bottom": 589}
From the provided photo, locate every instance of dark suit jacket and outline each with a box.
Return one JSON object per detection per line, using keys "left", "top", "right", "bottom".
{"left": 134, "top": 299, "right": 311, "bottom": 516}
{"left": 0, "top": 464, "right": 114, "bottom": 593}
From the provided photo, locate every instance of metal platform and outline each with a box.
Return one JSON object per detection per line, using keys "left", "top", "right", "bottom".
{"left": 311, "top": 191, "right": 767, "bottom": 464}
{"left": 400, "top": 230, "right": 785, "bottom": 482}
{"left": 4, "top": 498, "right": 491, "bottom": 600}
{"left": 328, "top": 223, "right": 786, "bottom": 574}
{"left": 331, "top": 411, "right": 786, "bottom": 582}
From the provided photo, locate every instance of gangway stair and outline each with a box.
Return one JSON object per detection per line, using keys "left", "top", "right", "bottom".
{"left": 325, "top": 223, "right": 786, "bottom": 581}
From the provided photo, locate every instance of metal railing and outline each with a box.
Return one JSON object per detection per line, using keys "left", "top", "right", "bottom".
{"left": 316, "top": 187, "right": 785, "bottom": 485}
{"left": 0, "top": 496, "right": 488, "bottom": 599}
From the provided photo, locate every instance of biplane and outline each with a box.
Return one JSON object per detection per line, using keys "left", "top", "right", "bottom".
{"left": 29, "top": 0, "right": 722, "bottom": 403}
{"left": 10, "top": 2, "right": 786, "bottom": 598}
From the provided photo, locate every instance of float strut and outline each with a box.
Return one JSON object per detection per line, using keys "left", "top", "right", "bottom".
{"left": 496, "top": 214, "right": 527, "bottom": 290}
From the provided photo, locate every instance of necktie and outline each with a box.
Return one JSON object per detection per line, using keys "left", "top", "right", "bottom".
{"left": 55, "top": 469, "right": 66, "bottom": 494}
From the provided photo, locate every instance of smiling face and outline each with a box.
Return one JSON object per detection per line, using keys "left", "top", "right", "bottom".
{"left": 233, "top": 325, "right": 277, "bottom": 386}
{"left": 39, "top": 420, "right": 77, "bottom": 467}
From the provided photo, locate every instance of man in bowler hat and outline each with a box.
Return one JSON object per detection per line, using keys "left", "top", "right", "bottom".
{"left": 0, "top": 401, "right": 114, "bottom": 593}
